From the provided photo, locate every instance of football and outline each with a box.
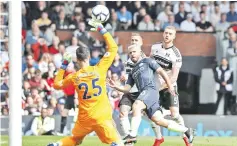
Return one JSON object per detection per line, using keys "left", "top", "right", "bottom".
{"left": 91, "top": 5, "right": 110, "bottom": 23}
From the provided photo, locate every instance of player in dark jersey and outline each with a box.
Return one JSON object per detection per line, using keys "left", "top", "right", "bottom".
{"left": 108, "top": 44, "right": 195, "bottom": 145}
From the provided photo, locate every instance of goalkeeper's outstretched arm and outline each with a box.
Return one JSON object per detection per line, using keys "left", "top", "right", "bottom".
{"left": 53, "top": 53, "right": 73, "bottom": 90}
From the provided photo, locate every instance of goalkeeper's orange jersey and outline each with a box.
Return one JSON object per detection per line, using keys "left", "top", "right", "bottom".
{"left": 53, "top": 32, "right": 118, "bottom": 124}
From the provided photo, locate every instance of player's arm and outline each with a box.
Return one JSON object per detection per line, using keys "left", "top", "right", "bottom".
{"left": 88, "top": 19, "right": 118, "bottom": 71}
{"left": 170, "top": 55, "right": 182, "bottom": 84}
{"left": 149, "top": 59, "right": 175, "bottom": 95}
{"left": 53, "top": 53, "right": 73, "bottom": 90}
{"left": 107, "top": 74, "right": 133, "bottom": 93}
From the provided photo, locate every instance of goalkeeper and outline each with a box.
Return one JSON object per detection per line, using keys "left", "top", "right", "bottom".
{"left": 47, "top": 19, "right": 124, "bottom": 146}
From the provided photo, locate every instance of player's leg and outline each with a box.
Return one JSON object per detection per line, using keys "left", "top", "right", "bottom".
{"left": 47, "top": 121, "right": 92, "bottom": 146}
{"left": 150, "top": 110, "right": 195, "bottom": 144}
{"left": 94, "top": 120, "right": 124, "bottom": 146}
{"left": 118, "top": 93, "right": 133, "bottom": 137}
{"left": 60, "top": 95, "right": 75, "bottom": 134}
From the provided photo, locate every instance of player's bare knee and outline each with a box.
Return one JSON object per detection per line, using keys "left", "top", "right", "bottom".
{"left": 151, "top": 111, "right": 164, "bottom": 125}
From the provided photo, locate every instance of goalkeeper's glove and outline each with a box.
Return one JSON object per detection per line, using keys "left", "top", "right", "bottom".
{"left": 61, "top": 52, "right": 72, "bottom": 70}
{"left": 88, "top": 19, "right": 107, "bottom": 35}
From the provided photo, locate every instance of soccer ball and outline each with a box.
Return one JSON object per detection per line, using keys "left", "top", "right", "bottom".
{"left": 91, "top": 5, "right": 110, "bottom": 23}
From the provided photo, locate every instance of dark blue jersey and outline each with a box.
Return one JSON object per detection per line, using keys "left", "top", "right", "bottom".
{"left": 126, "top": 58, "right": 161, "bottom": 91}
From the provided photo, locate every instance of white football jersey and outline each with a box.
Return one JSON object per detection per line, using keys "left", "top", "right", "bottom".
{"left": 150, "top": 42, "right": 182, "bottom": 89}
{"left": 124, "top": 58, "right": 138, "bottom": 93}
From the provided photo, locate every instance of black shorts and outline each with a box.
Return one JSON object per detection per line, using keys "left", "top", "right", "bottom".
{"left": 118, "top": 92, "right": 139, "bottom": 108}
{"left": 137, "top": 89, "right": 161, "bottom": 119}
{"left": 64, "top": 95, "right": 75, "bottom": 110}
{"left": 159, "top": 86, "right": 179, "bottom": 109}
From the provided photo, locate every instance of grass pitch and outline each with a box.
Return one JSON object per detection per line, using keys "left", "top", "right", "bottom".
{"left": 1, "top": 136, "right": 237, "bottom": 146}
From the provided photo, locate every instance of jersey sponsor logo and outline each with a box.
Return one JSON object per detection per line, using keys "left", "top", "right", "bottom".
{"left": 153, "top": 55, "right": 172, "bottom": 70}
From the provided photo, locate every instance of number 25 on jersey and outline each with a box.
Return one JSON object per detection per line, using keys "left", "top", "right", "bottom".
{"left": 78, "top": 78, "right": 102, "bottom": 99}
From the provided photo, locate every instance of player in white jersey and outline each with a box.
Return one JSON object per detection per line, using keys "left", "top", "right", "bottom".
{"left": 150, "top": 26, "right": 191, "bottom": 146}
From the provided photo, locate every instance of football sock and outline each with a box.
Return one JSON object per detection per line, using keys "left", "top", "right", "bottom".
{"left": 151, "top": 122, "right": 163, "bottom": 139}
{"left": 167, "top": 120, "right": 188, "bottom": 133}
{"left": 172, "top": 114, "right": 185, "bottom": 126}
{"left": 120, "top": 117, "right": 131, "bottom": 136}
{"left": 130, "top": 116, "right": 141, "bottom": 137}
{"left": 60, "top": 116, "right": 67, "bottom": 133}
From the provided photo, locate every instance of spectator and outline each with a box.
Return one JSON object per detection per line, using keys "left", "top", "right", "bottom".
{"left": 108, "top": 53, "right": 125, "bottom": 78}
{"left": 49, "top": 2, "right": 62, "bottom": 23}
{"left": 90, "top": 49, "right": 100, "bottom": 66}
{"left": 190, "top": 1, "right": 201, "bottom": 18}
{"left": 210, "top": 4, "right": 221, "bottom": 27}
{"left": 228, "top": 33, "right": 237, "bottom": 48}
{"left": 26, "top": 21, "right": 43, "bottom": 45}
{"left": 226, "top": 2, "right": 237, "bottom": 24}
{"left": 66, "top": 37, "right": 79, "bottom": 62}
{"left": 215, "top": 13, "right": 230, "bottom": 33}
{"left": 22, "top": 54, "right": 39, "bottom": 74}
{"left": 29, "top": 1, "right": 48, "bottom": 22}
{"left": 38, "top": 53, "right": 51, "bottom": 73}
{"left": 193, "top": 4, "right": 210, "bottom": 23}
{"left": 145, "top": 1, "right": 157, "bottom": 20}
{"left": 73, "top": 21, "right": 94, "bottom": 49}
{"left": 157, "top": 4, "right": 172, "bottom": 27}
{"left": 48, "top": 36, "right": 60, "bottom": 55}
{"left": 196, "top": 11, "right": 214, "bottom": 32}
{"left": 162, "top": 13, "right": 180, "bottom": 30}
{"left": 54, "top": 98, "right": 65, "bottom": 115}
{"left": 1, "top": 106, "right": 9, "bottom": 116}
{"left": 44, "top": 23, "right": 56, "bottom": 46}
{"left": 25, "top": 108, "right": 55, "bottom": 135}
{"left": 214, "top": 58, "right": 234, "bottom": 115}
{"left": 133, "top": 7, "right": 147, "bottom": 28}
{"left": 31, "top": 38, "right": 49, "bottom": 61}
{"left": 35, "top": 11, "right": 52, "bottom": 28}
{"left": 53, "top": 42, "right": 65, "bottom": 69}
{"left": 116, "top": 5, "right": 132, "bottom": 30}
{"left": 64, "top": 1, "right": 76, "bottom": 16}
{"left": 29, "top": 69, "right": 43, "bottom": 89}
{"left": 175, "top": 3, "right": 188, "bottom": 25}
{"left": 105, "top": 11, "right": 121, "bottom": 31}
{"left": 137, "top": 14, "right": 155, "bottom": 31}
{"left": 55, "top": 10, "right": 70, "bottom": 29}
{"left": 180, "top": 13, "right": 196, "bottom": 32}
{"left": 227, "top": 41, "right": 237, "bottom": 97}
{"left": 220, "top": 1, "right": 230, "bottom": 13}
{"left": 154, "top": 19, "right": 161, "bottom": 31}
{"left": 173, "top": 1, "right": 191, "bottom": 14}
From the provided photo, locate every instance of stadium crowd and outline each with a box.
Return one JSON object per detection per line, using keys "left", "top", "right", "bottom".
{"left": 0, "top": 1, "right": 237, "bottom": 116}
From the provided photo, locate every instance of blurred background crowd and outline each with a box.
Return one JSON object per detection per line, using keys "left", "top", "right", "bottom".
{"left": 1, "top": 1, "right": 237, "bottom": 117}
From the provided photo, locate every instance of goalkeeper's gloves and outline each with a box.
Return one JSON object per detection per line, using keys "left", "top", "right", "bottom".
{"left": 88, "top": 19, "right": 107, "bottom": 35}
{"left": 61, "top": 52, "right": 72, "bottom": 70}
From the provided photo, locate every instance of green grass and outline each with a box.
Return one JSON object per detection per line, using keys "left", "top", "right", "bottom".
{"left": 1, "top": 136, "right": 237, "bottom": 146}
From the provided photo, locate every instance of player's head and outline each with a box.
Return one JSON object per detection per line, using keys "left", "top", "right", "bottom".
{"left": 163, "top": 26, "right": 176, "bottom": 43}
{"left": 76, "top": 47, "right": 90, "bottom": 63}
{"left": 128, "top": 44, "right": 142, "bottom": 63}
{"left": 131, "top": 33, "right": 143, "bottom": 46}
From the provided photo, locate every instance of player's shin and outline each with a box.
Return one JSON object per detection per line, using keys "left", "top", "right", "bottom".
{"left": 120, "top": 117, "right": 131, "bottom": 136}
{"left": 130, "top": 101, "right": 145, "bottom": 137}
{"left": 151, "top": 122, "right": 163, "bottom": 140}
{"left": 167, "top": 120, "right": 188, "bottom": 133}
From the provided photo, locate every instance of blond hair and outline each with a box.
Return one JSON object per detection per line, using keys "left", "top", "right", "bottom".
{"left": 128, "top": 44, "right": 141, "bottom": 51}
{"left": 165, "top": 26, "right": 177, "bottom": 32}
